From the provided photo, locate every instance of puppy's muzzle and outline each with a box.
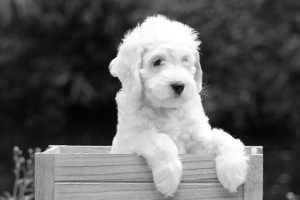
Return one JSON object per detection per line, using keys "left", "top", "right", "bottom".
{"left": 171, "top": 83, "right": 185, "bottom": 96}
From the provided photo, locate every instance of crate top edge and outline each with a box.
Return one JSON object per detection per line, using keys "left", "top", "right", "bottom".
{"left": 36, "top": 145, "right": 263, "bottom": 155}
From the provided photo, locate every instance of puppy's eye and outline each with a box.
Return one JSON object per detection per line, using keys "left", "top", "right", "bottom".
{"left": 153, "top": 58, "right": 162, "bottom": 67}
{"left": 182, "top": 56, "right": 189, "bottom": 62}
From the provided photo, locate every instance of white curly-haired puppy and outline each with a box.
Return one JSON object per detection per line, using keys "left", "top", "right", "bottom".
{"left": 109, "top": 15, "right": 248, "bottom": 197}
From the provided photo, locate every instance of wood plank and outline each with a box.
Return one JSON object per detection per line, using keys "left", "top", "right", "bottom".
{"left": 54, "top": 182, "right": 243, "bottom": 200}
{"left": 44, "top": 146, "right": 60, "bottom": 154}
{"left": 54, "top": 154, "right": 218, "bottom": 183}
{"left": 245, "top": 146, "right": 262, "bottom": 155}
{"left": 57, "top": 145, "right": 111, "bottom": 154}
{"left": 244, "top": 154, "right": 263, "bottom": 200}
{"left": 49, "top": 145, "right": 262, "bottom": 155}
{"left": 35, "top": 153, "right": 55, "bottom": 200}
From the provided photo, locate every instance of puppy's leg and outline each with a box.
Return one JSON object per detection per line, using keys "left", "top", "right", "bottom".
{"left": 190, "top": 126, "right": 248, "bottom": 192}
{"left": 211, "top": 128, "right": 248, "bottom": 192}
{"left": 132, "top": 132, "right": 182, "bottom": 197}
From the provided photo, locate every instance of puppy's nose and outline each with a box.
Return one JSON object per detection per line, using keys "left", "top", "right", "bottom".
{"left": 171, "top": 83, "right": 185, "bottom": 95}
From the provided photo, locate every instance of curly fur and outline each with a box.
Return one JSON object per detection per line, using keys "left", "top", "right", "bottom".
{"left": 109, "top": 15, "right": 248, "bottom": 197}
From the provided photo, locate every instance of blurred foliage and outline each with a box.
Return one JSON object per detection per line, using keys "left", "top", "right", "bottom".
{"left": 0, "top": 0, "right": 299, "bottom": 199}
{"left": 0, "top": 147, "right": 40, "bottom": 200}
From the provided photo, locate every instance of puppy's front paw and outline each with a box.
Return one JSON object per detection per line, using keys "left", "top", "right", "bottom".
{"left": 216, "top": 153, "right": 248, "bottom": 192}
{"left": 152, "top": 159, "right": 183, "bottom": 197}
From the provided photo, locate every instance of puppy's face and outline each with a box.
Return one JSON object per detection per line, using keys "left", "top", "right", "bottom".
{"left": 109, "top": 15, "right": 203, "bottom": 108}
{"left": 140, "top": 43, "right": 198, "bottom": 108}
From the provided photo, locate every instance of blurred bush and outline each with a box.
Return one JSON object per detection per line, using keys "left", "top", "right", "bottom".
{"left": 0, "top": 146, "right": 40, "bottom": 200}
{"left": 0, "top": 0, "right": 299, "bottom": 199}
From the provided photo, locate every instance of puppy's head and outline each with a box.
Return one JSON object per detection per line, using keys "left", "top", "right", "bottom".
{"left": 109, "top": 15, "right": 202, "bottom": 107}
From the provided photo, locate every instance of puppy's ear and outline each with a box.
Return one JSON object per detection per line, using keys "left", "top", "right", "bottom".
{"left": 109, "top": 57, "right": 119, "bottom": 78}
{"left": 109, "top": 47, "right": 144, "bottom": 98}
{"left": 194, "top": 51, "right": 203, "bottom": 93}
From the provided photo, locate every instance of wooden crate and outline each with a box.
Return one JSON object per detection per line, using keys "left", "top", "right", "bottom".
{"left": 35, "top": 145, "right": 263, "bottom": 200}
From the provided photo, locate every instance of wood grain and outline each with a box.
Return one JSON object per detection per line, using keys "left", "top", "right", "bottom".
{"left": 54, "top": 154, "right": 218, "bottom": 183}
{"left": 54, "top": 182, "right": 243, "bottom": 200}
{"left": 35, "top": 153, "right": 54, "bottom": 200}
{"left": 47, "top": 145, "right": 260, "bottom": 155}
{"left": 244, "top": 154, "right": 263, "bottom": 200}
{"left": 35, "top": 145, "right": 263, "bottom": 200}
{"left": 57, "top": 145, "right": 111, "bottom": 154}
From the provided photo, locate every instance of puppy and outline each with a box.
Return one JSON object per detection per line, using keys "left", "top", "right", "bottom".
{"left": 109, "top": 15, "right": 248, "bottom": 197}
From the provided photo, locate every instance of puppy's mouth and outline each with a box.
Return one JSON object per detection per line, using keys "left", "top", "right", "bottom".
{"left": 147, "top": 90, "right": 188, "bottom": 108}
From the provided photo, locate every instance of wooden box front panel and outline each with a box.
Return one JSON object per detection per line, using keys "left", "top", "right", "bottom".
{"left": 35, "top": 146, "right": 262, "bottom": 200}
